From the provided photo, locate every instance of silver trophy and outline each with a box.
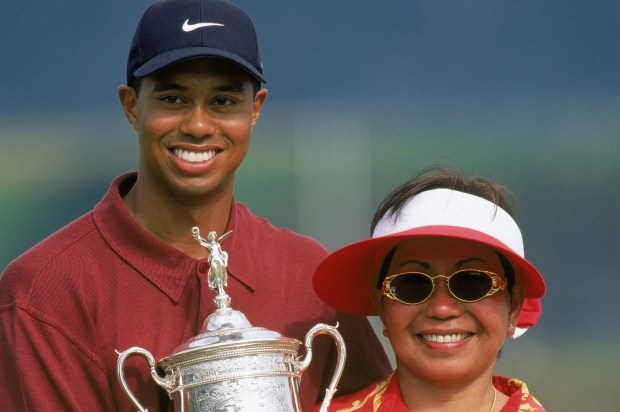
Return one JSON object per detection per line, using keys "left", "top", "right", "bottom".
{"left": 116, "top": 227, "right": 346, "bottom": 412}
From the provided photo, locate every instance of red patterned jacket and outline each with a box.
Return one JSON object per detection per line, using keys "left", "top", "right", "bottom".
{"left": 316, "top": 373, "right": 545, "bottom": 411}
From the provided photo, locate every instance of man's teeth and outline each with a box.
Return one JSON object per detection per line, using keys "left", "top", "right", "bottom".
{"left": 422, "top": 333, "right": 471, "bottom": 343}
{"left": 173, "top": 149, "right": 216, "bottom": 162}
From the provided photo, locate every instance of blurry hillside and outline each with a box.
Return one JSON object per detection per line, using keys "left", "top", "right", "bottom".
{"left": 1, "top": 1, "right": 619, "bottom": 410}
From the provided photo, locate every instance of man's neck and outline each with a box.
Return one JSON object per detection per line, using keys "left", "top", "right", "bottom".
{"left": 122, "top": 179, "right": 233, "bottom": 260}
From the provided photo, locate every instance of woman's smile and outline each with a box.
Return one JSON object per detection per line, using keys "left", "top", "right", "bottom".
{"left": 420, "top": 332, "right": 473, "bottom": 343}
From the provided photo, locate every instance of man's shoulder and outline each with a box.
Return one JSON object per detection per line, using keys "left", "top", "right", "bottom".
{"left": 1, "top": 172, "right": 128, "bottom": 285}
{"left": 0, "top": 212, "right": 97, "bottom": 306}
{"left": 235, "top": 202, "right": 328, "bottom": 254}
{"left": 10, "top": 211, "right": 97, "bottom": 264}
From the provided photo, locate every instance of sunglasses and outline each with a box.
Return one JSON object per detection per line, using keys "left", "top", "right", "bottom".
{"left": 382, "top": 269, "right": 507, "bottom": 305}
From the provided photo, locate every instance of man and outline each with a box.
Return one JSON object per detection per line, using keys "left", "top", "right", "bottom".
{"left": 0, "top": 0, "right": 391, "bottom": 410}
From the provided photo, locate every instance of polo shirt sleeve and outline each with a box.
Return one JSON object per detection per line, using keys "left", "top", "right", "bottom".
{"left": 0, "top": 306, "right": 115, "bottom": 411}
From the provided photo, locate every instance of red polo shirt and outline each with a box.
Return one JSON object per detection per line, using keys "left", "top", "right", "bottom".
{"left": 0, "top": 173, "right": 391, "bottom": 411}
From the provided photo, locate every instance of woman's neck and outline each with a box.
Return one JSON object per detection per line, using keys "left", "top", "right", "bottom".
{"left": 396, "top": 369, "right": 506, "bottom": 412}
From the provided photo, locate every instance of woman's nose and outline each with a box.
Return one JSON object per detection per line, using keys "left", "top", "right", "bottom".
{"left": 423, "top": 278, "right": 464, "bottom": 319}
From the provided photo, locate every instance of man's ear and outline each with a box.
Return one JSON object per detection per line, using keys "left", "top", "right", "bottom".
{"left": 251, "top": 88, "right": 268, "bottom": 129}
{"left": 118, "top": 85, "right": 139, "bottom": 131}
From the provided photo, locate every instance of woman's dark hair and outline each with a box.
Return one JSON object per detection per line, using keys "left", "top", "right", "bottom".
{"left": 374, "top": 165, "right": 518, "bottom": 293}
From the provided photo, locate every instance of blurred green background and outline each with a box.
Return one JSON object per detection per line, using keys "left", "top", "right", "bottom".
{"left": 2, "top": 1, "right": 619, "bottom": 410}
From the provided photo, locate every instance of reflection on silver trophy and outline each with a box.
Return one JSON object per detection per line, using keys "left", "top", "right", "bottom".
{"left": 116, "top": 227, "right": 346, "bottom": 412}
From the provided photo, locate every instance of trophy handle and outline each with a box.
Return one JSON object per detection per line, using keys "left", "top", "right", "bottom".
{"left": 116, "top": 347, "right": 172, "bottom": 412}
{"left": 299, "top": 323, "right": 347, "bottom": 412}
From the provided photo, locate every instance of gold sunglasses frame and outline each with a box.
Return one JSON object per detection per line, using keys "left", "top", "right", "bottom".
{"left": 382, "top": 269, "right": 507, "bottom": 305}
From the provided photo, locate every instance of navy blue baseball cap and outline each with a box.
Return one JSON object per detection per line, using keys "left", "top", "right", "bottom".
{"left": 126, "top": 0, "right": 265, "bottom": 85}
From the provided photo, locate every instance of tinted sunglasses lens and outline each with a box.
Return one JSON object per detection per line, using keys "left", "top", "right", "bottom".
{"left": 449, "top": 270, "right": 493, "bottom": 301}
{"left": 389, "top": 273, "right": 433, "bottom": 304}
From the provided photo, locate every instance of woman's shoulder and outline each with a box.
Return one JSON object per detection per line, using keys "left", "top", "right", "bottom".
{"left": 317, "top": 374, "right": 404, "bottom": 411}
{"left": 493, "top": 375, "right": 546, "bottom": 411}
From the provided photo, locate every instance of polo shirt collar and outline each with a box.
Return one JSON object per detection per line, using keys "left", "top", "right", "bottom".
{"left": 93, "top": 173, "right": 257, "bottom": 303}
{"left": 219, "top": 200, "right": 257, "bottom": 292}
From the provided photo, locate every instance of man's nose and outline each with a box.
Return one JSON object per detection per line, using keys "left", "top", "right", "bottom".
{"left": 180, "top": 106, "right": 216, "bottom": 138}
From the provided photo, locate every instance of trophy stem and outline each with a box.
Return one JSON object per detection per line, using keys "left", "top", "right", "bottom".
{"left": 214, "top": 290, "right": 231, "bottom": 310}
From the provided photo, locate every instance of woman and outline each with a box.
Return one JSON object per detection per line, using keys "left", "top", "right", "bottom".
{"left": 313, "top": 167, "right": 546, "bottom": 411}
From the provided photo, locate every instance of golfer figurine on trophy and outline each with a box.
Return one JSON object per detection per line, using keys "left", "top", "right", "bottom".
{"left": 192, "top": 227, "right": 232, "bottom": 309}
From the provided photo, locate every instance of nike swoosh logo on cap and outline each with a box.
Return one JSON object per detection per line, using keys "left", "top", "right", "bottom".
{"left": 182, "top": 19, "right": 224, "bottom": 32}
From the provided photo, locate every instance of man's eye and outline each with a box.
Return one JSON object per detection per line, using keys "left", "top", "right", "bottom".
{"left": 161, "top": 96, "right": 183, "bottom": 104}
{"left": 213, "top": 97, "right": 234, "bottom": 106}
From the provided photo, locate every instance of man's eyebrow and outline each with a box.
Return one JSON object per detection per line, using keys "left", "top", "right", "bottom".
{"left": 152, "top": 81, "right": 187, "bottom": 92}
{"left": 212, "top": 83, "right": 248, "bottom": 93}
{"left": 150, "top": 82, "right": 248, "bottom": 94}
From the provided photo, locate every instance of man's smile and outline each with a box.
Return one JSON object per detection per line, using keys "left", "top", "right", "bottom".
{"left": 172, "top": 148, "right": 218, "bottom": 163}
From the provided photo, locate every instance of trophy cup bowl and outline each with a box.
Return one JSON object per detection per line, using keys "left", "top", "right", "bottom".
{"left": 116, "top": 228, "right": 346, "bottom": 412}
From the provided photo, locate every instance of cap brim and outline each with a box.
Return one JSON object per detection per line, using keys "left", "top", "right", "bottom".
{"left": 133, "top": 47, "right": 266, "bottom": 83}
{"left": 312, "top": 225, "right": 546, "bottom": 319}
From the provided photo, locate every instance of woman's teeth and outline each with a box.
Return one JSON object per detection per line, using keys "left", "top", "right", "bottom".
{"left": 422, "top": 333, "right": 471, "bottom": 343}
{"left": 173, "top": 149, "right": 216, "bottom": 162}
